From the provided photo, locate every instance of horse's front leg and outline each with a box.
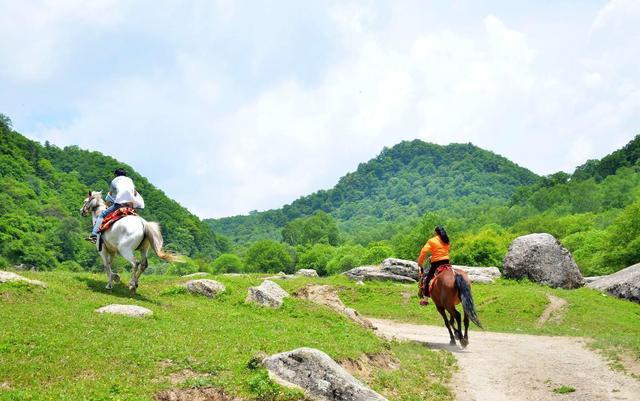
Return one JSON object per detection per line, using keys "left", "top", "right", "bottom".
{"left": 101, "top": 251, "right": 115, "bottom": 290}
{"left": 437, "top": 306, "right": 456, "bottom": 345}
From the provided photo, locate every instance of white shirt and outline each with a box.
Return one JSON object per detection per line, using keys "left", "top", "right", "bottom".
{"left": 109, "top": 176, "right": 145, "bottom": 208}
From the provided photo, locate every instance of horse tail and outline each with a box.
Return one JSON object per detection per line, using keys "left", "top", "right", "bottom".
{"left": 455, "top": 273, "right": 483, "bottom": 329}
{"left": 143, "top": 221, "right": 185, "bottom": 263}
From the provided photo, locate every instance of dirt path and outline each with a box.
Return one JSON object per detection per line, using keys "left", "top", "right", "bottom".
{"left": 369, "top": 318, "right": 640, "bottom": 401}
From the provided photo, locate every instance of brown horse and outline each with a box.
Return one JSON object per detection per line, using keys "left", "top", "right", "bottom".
{"left": 430, "top": 267, "right": 483, "bottom": 347}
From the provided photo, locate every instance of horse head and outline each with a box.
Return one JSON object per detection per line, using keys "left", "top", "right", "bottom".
{"left": 80, "top": 191, "right": 103, "bottom": 217}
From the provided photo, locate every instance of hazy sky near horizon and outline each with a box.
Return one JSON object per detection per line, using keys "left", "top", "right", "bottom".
{"left": 1, "top": 0, "right": 639, "bottom": 218}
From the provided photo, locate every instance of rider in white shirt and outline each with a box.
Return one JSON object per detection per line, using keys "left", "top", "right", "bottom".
{"left": 87, "top": 168, "right": 144, "bottom": 241}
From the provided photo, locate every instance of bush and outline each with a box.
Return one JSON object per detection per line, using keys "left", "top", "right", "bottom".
{"left": 326, "top": 244, "right": 366, "bottom": 275}
{"left": 211, "top": 253, "right": 244, "bottom": 273}
{"left": 57, "top": 260, "right": 83, "bottom": 272}
{"left": 297, "top": 244, "right": 335, "bottom": 276}
{"left": 361, "top": 243, "right": 394, "bottom": 265}
{"left": 245, "top": 240, "right": 293, "bottom": 273}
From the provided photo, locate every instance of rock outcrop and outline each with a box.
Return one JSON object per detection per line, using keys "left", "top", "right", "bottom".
{"left": 294, "top": 285, "right": 374, "bottom": 329}
{"left": 453, "top": 266, "right": 502, "bottom": 284}
{"left": 184, "top": 279, "right": 226, "bottom": 298}
{"left": 381, "top": 258, "right": 420, "bottom": 280}
{"left": 344, "top": 266, "right": 416, "bottom": 283}
{"left": 245, "top": 280, "right": 289, "bottom": 308}
{"left": 503, "top": 233, "right": 584, "bottom": 289}
{"left": 295, "top": 269, "right": 319, "bottom": 278}
{"left": 0, "top": 271, "right": 47, "bottom": 288}
{"left": 587, "top": 263, "right": 640, "bottom": 302}
{"left": 264, "top": 347, "right": 388, "bottom": 401}
{"left": 95, "top": 304, "right": 153, "bottom": 318}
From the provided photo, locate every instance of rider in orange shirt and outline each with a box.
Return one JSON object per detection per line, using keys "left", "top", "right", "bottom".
{"left": 417, "top": 225, "right": 450, "bottom": 305}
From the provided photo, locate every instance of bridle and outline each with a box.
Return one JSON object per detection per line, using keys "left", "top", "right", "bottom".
{"left": 81, "top": 193, "right": 102, "bottom": 217}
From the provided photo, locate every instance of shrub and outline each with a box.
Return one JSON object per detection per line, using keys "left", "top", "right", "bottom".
{"left": 245, "top": 240, "right": 294, "bottom": 273}
{"left": 211, "top": 253, "right": 244, "bottom": 273}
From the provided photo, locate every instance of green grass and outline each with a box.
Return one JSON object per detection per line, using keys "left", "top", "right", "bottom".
{"left": 0, "top": 272, "right": 455, "bottom": 401}
{"left": 552, "top": 385, "right": 576, "bottom": 394}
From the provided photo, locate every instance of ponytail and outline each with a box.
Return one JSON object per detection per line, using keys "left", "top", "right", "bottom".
{"left": 435, "top": 225, "right": 450, "bottom": 244}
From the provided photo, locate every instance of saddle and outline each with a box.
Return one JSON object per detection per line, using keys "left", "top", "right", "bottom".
{"left": 429, "top": 264, "right": 453, "bottom": 294}
{"left": 98, "top": 207, "right": 137, "bottom": 233}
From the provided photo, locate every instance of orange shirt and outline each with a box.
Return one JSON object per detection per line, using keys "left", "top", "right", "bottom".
{"left": 418, "top": 236, "right": 450, "bottom": 266}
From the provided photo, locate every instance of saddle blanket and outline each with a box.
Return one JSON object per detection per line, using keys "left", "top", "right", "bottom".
{"left": 98, "top": 207, "right": 137, "bottom": 233}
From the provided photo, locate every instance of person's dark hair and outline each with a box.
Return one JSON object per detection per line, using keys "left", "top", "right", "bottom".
{"left": 435, "top": 225, "right": 450, "bottom": 244}
{"left": 114, "top": 168, "right": 127, "bottom": 177}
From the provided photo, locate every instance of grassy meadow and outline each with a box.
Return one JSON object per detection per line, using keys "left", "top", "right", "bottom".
{"left": 0, "top": 272, "right": 454, "bottom": 401}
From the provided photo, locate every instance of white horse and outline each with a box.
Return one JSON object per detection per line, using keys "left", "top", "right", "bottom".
{"left": 80, "top": 191, "right": 181, "bottom": 293}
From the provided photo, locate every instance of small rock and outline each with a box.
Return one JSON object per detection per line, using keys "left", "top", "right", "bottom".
{"left": 295, "top": 269, "right": 319, "bottom": 277}
{"left": 0, "top": 270, "right": 47, "bottom": 288}
{"left": 95, "top": 304, "right": 153, "bottom": 318}
{"left": 184, "top": 279, "right": 226, "bottom": 298}
{"left": 503, "top": 233, "right": 584, "bottom": 289}
{"left": 264, "top": 347, "right": 388, "bottom": 401}
{"left": 246, "top": 280, "right": 289, "bottom": 308}
{"left": 181, "top": 272, "right": 209, "bottom": 278}
{"left": 587, "top": 263, "right": 640, "bottom": 302}
{"left": 355, "top": 281, "right": 365, "bottom": 286}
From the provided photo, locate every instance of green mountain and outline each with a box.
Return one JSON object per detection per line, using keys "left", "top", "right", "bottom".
{"left": 0, "top": 116, "right": 228, "bottom": 271}
{"left": 573, "top": 135, "right": 640, "bottom": 181}
{"left": 207, "top": 140, "right": 539, "bottom": 245}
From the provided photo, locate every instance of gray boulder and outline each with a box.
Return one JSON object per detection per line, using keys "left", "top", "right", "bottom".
{"left": 587, "top": 263, "right": 640, "bottom": 302}
{"left": 453, "top": 266, "right": 501, "bottom": 283}
{"left": 264, "top": 347, "right": 387, "bottom": 401}
{"left": 0, "top": 270, "right": 47, "bottom": 288}
{"left": 95, "top": 304, "right": 153, "bottom": 318}
{"left": 184, "top": 279, "right": 225, "bottom": 298}
{"left": 381, "top": 258, "right": 420, "bottom": 280}
{"left": 246, "top": 280, "right": 289, "bottom": 308}
{"left": 503, "top": 233, "right": 584, "bottom": 289}
{"left": 295, "top": 269, "right": 319, "bottom": 277}
{"left": 344, "top": 266, "right": 416, "bottom": 283}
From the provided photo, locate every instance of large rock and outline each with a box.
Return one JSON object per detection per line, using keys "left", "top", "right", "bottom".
{"left": 503, "top": 233, "right": 584, "bottom": 289}
{"left": 246, "top": 280, "right": 289, "bottom": 308}
{"left": 381, "top": 258, "right": 420, "bottom": 280}
{"left": 587, "top": 263, "right": 640, "bottom": 302}
{"left": 453, "top": 266, "right": 502, "bottom": 284}
{"left": 294, "top": 285, "right": 374, "bottom": 329}
{"left": 184, "top": 279, "right": 225, "bottom": 298}
{"left": 264, "top": 347, "right": 387, "bottom": 401}
{"left": 344, "top": 266, "right": 416, "bottom": 283}
{"left": 295, "top": 269, "right": 319, "bottom": 277}
{"left": 0, "top": 270, "right": 47, "bottom": 288}
{"left": 95, "top": 304, "right": 153, "bottom": 318}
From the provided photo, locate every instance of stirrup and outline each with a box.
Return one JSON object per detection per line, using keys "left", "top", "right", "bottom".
{"left": 85, "top": 235, "right": 97, "bottom": 243}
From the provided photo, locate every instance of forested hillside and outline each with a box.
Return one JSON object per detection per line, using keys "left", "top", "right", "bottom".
{"left": 0, "top": 115, "right": 228, "bottom": 271}
{"left": 207, "top": 140, "right": 539, "bottom": 244}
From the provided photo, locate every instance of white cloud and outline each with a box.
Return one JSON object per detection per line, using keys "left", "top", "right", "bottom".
{"left": 4, "top": 1, "right": 640, "bottom": 218}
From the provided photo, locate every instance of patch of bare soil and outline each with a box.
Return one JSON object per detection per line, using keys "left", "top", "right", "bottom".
{"left": 401, "top": 291, "right": 412, "bottom": 305}
{"left": 155, "top": 388, "right": 243, "bottom": 401}
{"left": 618, "top": 351, "right": 640, "bottom": 378}
{"left": 370, "top": 318, "right": 640, "bottom": 401}
{"left": 536, "top": 294, "right": 568, "bottom": 327}
{"left": 340, "top": 352, "right": 400, "bottom": 380}
{"left": 293, "top": 284, "right": 374, "bottom": 329}
{"left": 0, "top": 382, "right": 11, "bottom": 390}
{"left": 168, "top": 369, "right": 211, "bottom": 386}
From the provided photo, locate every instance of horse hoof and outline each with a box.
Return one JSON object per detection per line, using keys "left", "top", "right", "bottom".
{"left": 449, "top": 340, "right": 456, "bottom": 346}
{"left": 112, "top": 274, "right": 121, "bottom": 283}
{"left": 129, "top": 285, "right": 136, "bottom": 295}
{"left": 105, "top": 285, "right": 112, "bottom": 290}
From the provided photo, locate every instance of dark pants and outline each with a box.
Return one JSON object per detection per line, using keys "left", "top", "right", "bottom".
{"left": 422, "top": 259, "right": 450, "bottom": 297}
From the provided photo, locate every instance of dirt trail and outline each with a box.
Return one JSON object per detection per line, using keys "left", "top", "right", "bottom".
{"left": 370, "top": 318, "right": 640, "bottom": 401}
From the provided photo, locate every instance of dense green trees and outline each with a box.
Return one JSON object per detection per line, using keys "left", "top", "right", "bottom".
{"left": 245, "top": 240, "right": 294, "bottom": 273}
{"left": 0, "top": 122, "right": 228, "bottom": 271}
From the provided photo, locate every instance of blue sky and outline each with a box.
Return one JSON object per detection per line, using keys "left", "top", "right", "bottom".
{"left": 1, "top": 0, "right": 639, "bottom": 218}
